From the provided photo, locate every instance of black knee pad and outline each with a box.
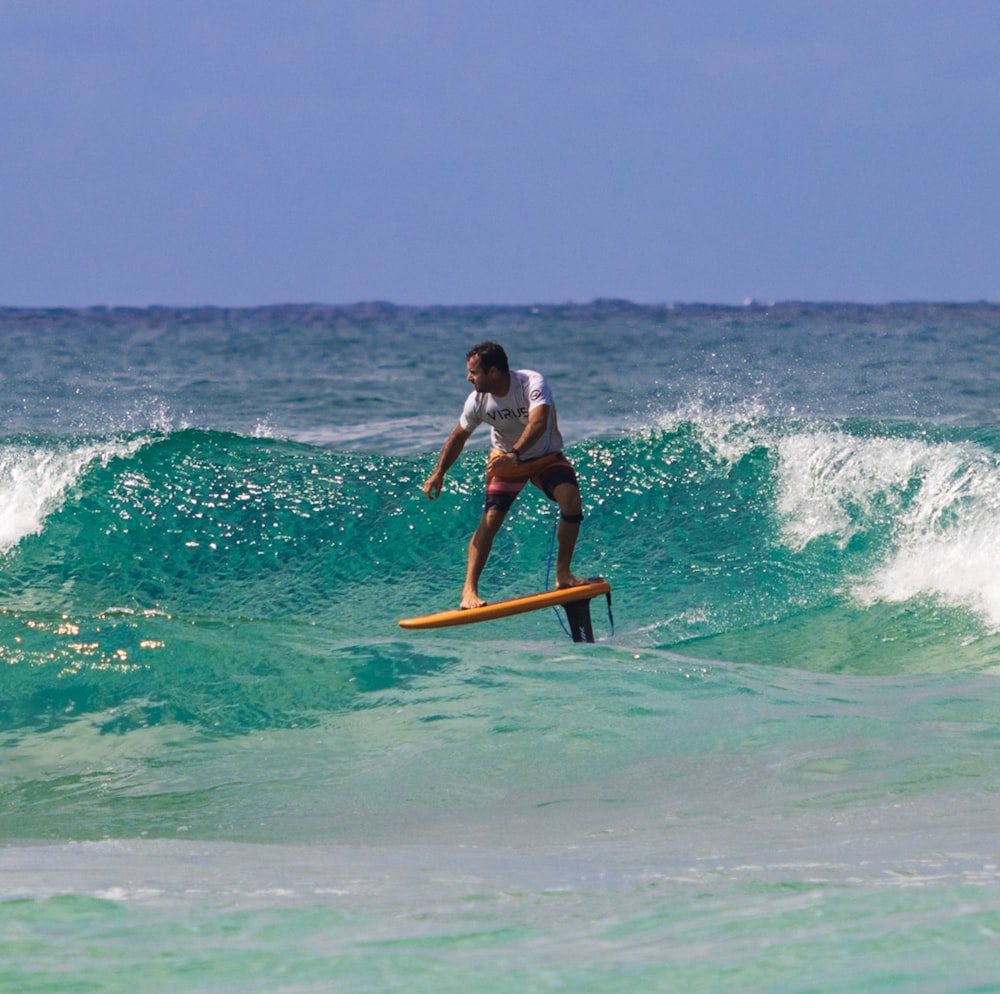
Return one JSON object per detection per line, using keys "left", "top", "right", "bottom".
{"left": 560, "top": 510, "right": 584, "bottom": 524}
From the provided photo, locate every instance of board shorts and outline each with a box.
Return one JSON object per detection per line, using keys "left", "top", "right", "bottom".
{"left": 484, "top": 449, "right": 579, "bottom": 513}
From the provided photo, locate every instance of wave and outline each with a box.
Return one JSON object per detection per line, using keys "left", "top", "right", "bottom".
{"left": 0, "top": 435, "right": 149, "bottom": 555}
{"left": 2, "top": 416, "right": 1000, "bottom": 736}
{"left": 4, "top": 418, "right": 1000, "bottom": 630}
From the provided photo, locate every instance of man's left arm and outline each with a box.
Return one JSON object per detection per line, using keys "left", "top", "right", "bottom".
{"left": 515, "top": 404, "right": 550, "bottom": 456}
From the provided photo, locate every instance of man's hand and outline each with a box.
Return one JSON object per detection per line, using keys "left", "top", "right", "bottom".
{"left": 423, "top": 424, "right": 472, "bottom": 500}
{"left": 486, "top": 450, "right": 519, "bottom": 474}
{"left": 423, "top": 471, "right": 445, "bottom": 500}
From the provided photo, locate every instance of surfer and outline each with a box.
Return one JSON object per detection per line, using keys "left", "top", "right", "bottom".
{"left": 423, "top": 341, "right": 585, "bottom": 609}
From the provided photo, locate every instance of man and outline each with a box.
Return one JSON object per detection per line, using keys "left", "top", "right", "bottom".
{"left": 423, "top": 341, "right": 585, "bottom": 609}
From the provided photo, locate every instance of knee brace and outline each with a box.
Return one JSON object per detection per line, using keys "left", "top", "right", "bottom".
{"left": 560, "top": 510, "right": 584, "bottom": 524}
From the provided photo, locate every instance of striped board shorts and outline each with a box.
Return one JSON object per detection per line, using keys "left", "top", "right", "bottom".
{"left": 484, "top": 449, "right": 579, "bottom": 512}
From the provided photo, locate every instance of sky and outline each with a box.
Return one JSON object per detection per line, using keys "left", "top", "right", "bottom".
{"left": 2, "top": 0, "right": 999, "bottom": 307}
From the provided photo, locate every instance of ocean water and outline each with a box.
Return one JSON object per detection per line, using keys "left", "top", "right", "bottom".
{"left": 3, "top": 301, "right": 1000, "bottom": 992}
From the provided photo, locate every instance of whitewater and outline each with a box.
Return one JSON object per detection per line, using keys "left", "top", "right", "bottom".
{"left": 2, "top": 301, "right": 1000, "bottom": 993}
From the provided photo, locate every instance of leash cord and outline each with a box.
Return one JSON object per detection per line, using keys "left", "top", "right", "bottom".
{"left": 545, "top": 510, "right": 574, "bottom": 638}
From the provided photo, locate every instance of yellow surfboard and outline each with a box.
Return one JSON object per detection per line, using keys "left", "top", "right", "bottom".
{"left": 398, "top": 578, "right": 611, "bottom": 631}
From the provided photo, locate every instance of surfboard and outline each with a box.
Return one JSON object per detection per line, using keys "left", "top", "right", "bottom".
{"left": 398, "top": 577, "right": 611, "bottom": 631}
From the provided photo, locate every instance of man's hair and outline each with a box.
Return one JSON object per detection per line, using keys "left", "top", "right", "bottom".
{"left": 466, "top": 341, "right": 509, "bottom": 375}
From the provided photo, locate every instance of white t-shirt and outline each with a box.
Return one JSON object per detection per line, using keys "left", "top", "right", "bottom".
{"left": 459, "top": 369, "right": 563, "bottom": 458}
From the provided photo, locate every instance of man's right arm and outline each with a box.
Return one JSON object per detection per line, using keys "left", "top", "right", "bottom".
{"left": 423, "top": 423, "right": 472, "bottom": 500}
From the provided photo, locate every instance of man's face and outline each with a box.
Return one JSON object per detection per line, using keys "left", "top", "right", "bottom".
{"left": 466, "top": 355, "right": 492, "bottom": 393}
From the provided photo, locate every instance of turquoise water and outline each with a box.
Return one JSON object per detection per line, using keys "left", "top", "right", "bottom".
{"left": 3, "top": 303, "right": 1000, "bottom": 991}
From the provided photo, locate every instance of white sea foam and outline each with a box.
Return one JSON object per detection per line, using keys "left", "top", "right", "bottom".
{"left": 0, "top": 437, "right": 147, "bottom": 555}
{"left": 775, "top": 428, "right": 1000, "bottom": 627}
{"left": 858, "top": 453, "right": 1000, "bottom": 628}
{"left": 774, "top": 431, "right": 939, "bottom": 550}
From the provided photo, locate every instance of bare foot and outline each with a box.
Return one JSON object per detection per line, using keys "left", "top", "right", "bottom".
{"left": 460, "top": 589, "right": 487, "bottom": 610}
{"left": 556, "top": 572, "right": 586, "bottom": 589}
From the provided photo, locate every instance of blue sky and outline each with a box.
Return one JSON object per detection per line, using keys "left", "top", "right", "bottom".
{"left": 2, "top": 0, "right": 998, "bottom": 307}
